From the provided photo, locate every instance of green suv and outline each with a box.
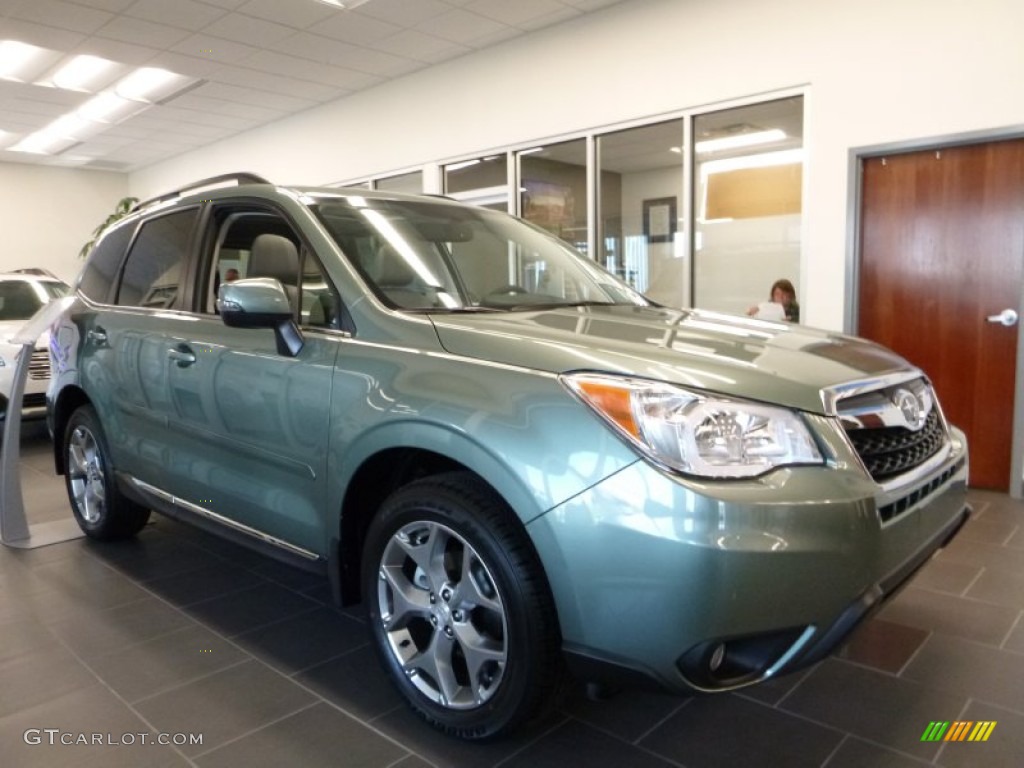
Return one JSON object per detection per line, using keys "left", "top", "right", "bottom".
{"left": 48, "top": 174, "right": 969, "bottom": 740}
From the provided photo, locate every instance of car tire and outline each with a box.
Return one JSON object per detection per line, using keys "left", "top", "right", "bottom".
{"left": 363, "top": 471, "right": 561, "bottom": 740}
{"left": 63, "top": 404, "right": 150, "bottom": 540}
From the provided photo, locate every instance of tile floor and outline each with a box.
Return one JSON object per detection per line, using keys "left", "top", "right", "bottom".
{"left": 2, "top": 421, "right": 1022, "bottom": 767}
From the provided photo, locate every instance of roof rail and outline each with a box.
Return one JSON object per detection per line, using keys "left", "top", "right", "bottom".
{"left": 7, "top": 268, "right": 60, "bottom": 278}
{"left": 133, "top": 172, "right": 271, "bottom": 211}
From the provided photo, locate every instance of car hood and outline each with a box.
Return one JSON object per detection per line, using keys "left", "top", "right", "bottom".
{"left": 428, "top": 305, "right": 914, "bottom": 415}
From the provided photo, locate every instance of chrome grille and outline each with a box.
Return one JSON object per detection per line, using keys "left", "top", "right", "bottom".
{"left": 28, "top": 347, "right": 50, "bottom": 380}
{"left": 835, "top": 377, "right": 949, "bottom": 483}
{"left": 845, "top": 410, "right": 945, "bottom": 482}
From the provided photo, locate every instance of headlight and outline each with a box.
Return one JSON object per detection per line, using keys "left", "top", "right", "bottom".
{"left": 562, "top": 373, "right": 823, "bottom": 478}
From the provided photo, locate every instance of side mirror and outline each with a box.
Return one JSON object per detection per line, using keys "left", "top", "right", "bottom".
{"left": 217, "top": 278, "right": 304, "bottom": 357}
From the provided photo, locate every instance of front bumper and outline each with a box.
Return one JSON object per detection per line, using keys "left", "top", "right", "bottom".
{"left": 526, "top": 427, "right": 969, "bottom": 693}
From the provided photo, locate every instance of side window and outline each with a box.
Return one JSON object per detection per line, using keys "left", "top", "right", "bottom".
{"left": 0, "top": 281, "right": 41, "bottom": 321}
{"left": 117, "top": 209, "right": 197, "bottom": 308}
{"left": 78, "top": 222, "right": 135, "bottom": 304}
{"left": 205, "top": 208, "right": 340, "bottom": 329}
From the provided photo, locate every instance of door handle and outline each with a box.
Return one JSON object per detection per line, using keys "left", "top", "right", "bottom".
{"left": 86, "top": 328, "right": 108, "bottom": 345}
{"left": 986, "top": 308, "right": 1019, "bottom": 327}
{"left": 167, "top": 345, "right": 197, "bottom": 367}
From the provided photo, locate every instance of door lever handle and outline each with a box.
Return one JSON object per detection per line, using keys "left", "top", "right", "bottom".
{"left": 167, "top": 346, "right": 197, "bottom": 367}
{"left": 986, "top": 308, "right": 1019, "bottom": 327}
{"left": 86, "top": 328, "right": 108, "bottom": 344}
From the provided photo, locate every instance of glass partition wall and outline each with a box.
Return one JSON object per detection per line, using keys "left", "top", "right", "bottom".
{"left": 692, "top": 97, "right": 804, "bottom": 315}
{"left": 365, "top": 94, "right": 803, "bottom": 313}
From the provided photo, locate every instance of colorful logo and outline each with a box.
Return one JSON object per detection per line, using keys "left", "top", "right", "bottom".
{"left": 921, "top": 721, "right": 997, "bottom": 742}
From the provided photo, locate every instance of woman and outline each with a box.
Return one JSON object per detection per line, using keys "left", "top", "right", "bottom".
{"left": 748, "top": 278, "right": 799, "bottom": 322}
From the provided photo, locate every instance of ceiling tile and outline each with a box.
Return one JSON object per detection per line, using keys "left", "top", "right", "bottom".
{"left": 5, "top": 0, "right": 113, "bottom": 35}
{"left": 168, "top": 92, "right": 285, "bottom": 122}
{"left": 369, "top": 30, "right": 472, "bottom": 64}
{"left": 123, "top": 0, "right": 227, "bottom": 32}
{"left": 213, "top": 66, "right": 340, "bottom": 101}
{"left": 518, "top": 6, "right": 579, "bottom": 31}
{"left": 171, "top": 34, "right": 259, "bottom": 64}
{"left": 355, "top": 0, "right": 452, "bottom": 27}
{"left": 415, "top": 9, "right": 509, "bottom": 46}
{"left": 203, "top": 12, "right": 297, "bottom": 47}
{"left": 95, "top": 15, "right": 193, "bottom": 48}
{"left": 466, "top": 0, "right": 570, "bottom": 28}
{"left": 272, "top": 33, "right": 420, "bottom": 78}
{"left": 61, "top": 0, "right": 135, "bottom": 11}
{"left": 142, "top": 51, "right": 221, "bottom": 79}
{"left": 235, "top": 0, "right": 337, "bottom": 30}
{"left": 192, "top": 81, "right": 316, "bottom": 113}
{"left": 306, "top": 13, "right": 402, "bottom": 45}
{"left": 0, "top": 18, "right": 87, "bottom": 51}
{"left": 70, "top": 36, "right": 162, "bottom": 66}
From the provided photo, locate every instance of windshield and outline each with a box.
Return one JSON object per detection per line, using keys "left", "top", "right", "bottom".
{"left": 310, "top": 197, "right": 651, "bottom": 311}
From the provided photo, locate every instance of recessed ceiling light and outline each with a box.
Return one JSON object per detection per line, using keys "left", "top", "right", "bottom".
{"left": 49, "top": 54, "right": 117, "bottom": 91}
{"left": 0, "top": 40, "right": 51, "bottom": 81}
{"left": 115, "top": 67, "right": 184, "bottom": 102}
{"left": 695, "top": 129, "right": 786, "bottom": 154}
{"left": 78, "top": 91, "right": 145, "bottom": 124}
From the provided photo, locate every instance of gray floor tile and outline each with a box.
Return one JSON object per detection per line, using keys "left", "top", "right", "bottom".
{"left": 0, "top": 686, "right": 190, "bottom": 768}
{"left": 183, "top": 582, "right": 321, "bottom": 637}
{"left": 142, "top": 563, "right": 270, "bottom": 607}
{"left": 639, "top": 693, "right": 842, "bottom": 768}
{"left": 294, "top": 645, "right": 405, "bottom": 722}
{"left": 86, "top": 624, "right": 250, "bottom": 702}
{"left": 0, "top": 616, "right": 63, "bottom": 666}
{"left": 505, "top": 719, "right": 676, "bottom": 768}
{"left": 878, "top": 586, "right": 1018, "bottom": 646}
{"left": 837, "top": 618, "right": 929, "bottom": 674}
{"left": 46, "top": 595, "right": 196, "bottom": 660}
{"left": 194, "top": 701, "right": 408, "bottom": 768}
{"left": 0, "top": 650, "right": 100, "bottom": 718}
{"left": 900, "top": 634, "right": 1024, "bottom": 714}
{"left": 778, "top": 659, "right": 965, "bottom": 760}
{"left": 232, "top": 606, "right": 368, "bottom": 675}
{"left": 133, "top": 660, "right": 316, "bottom": 757}
{"left": 935, "top": 536, "right": 1023, "bottom": 573}
{"left": 935, "top": 700, "right": 1023, "bottom": 768}
{"left": 85, "top": 532, "right": 231, "bottom": 582}
{"left": 955, "top": 514, "right": 1017, "bottom": 546}
{"left": 824, "top": 736, "right": 931, "bottom": 768}
{"left": 1002, "top": 615, "right": 1024, "bottom": 652}
{"left": 558, "top": 682, "right": 688, "bottom": 743}
{"left": 965, "top": 566, "right": 1024, "bottom": 609}
{"left": 373, "top": 705, "right": 567, "bottom": 768}
{"left": 909, "top": 557, "right": 982, "bottom": 595}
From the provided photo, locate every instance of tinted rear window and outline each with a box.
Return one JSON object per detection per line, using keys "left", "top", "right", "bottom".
{"left": 78, "top": 222, "right": 135, "bottom": 303}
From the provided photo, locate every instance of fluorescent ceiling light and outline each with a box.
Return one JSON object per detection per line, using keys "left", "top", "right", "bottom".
{"left": 0, "top": 40, "right": 51, "bottom": 81}
{"left": 115, "top": 67, "right": 183, "bottom": 102}
{"left": 9, "top": 131, "right": 76, "bottom": 155}
{"left": 700, "top": 148, "right": 804, "bottom": 176}
{"left": 695, "top": 129, "right": 786, "bottom": 154}
{"left": 446, "top": 159, "right": 480, "bottom": 172}
{"left": 49, "top": 54, "right": 117, "bottom": 91}
{"left": 315, "top": 0, "right": 374, "bottom": 8}
{"left": 518, "top": 147, "right": 544, "bottom": 156}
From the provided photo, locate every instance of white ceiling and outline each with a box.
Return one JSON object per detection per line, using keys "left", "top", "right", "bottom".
{"left": 0, "top": 0, "right": 628, "bottom": 172}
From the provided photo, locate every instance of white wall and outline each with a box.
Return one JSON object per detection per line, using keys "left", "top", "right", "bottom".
{"left": 130, "top": 0, "right": 1024, "bottom": 330}
{"left": 0, "top": 162, "right": 129, "bottom": 284}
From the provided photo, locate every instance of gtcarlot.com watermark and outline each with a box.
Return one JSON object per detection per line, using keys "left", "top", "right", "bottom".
{"left": 24, "top": 729, "right": 203, "bottom": 747}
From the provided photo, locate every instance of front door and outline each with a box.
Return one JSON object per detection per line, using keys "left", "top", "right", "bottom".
{"left": 858, "top": 139, "right": 1024, "bottom": 490}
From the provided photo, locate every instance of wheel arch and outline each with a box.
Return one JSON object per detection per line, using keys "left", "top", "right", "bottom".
{"left": 332, "top": 422, "right": 550, "bottom": 607}
{"left": 50, "top": 385, "right": 92, "bottom": 475}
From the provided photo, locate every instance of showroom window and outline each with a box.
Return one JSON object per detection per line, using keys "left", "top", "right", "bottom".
{"left": 350, "top": 93, "right": 804, "bottom": 312}
{"left": 518, "top": 138, "right": 588, "bottom": 252}
{"left": 596, "top": 119, "right": 685, "bottom": 302}
{"left": 375, "top": 170, "right": 422, "bottom": 194}
{"left": 444, "top": 154, "right": 509, "bottom": 211}
{"left": 692, "top": 96, "right": 804, "bottom": 315}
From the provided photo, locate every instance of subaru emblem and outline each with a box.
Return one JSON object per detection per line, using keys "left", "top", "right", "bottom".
{"left": 893, "top": 388, "right": 927, "bottom": 431}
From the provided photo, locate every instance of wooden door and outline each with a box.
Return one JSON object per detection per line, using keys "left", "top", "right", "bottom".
{"left": 858, "top": 139, "right": 1024, "bottom": 490}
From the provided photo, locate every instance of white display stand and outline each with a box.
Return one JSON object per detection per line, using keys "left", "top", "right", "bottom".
{"left": 1, "top": 298, "right": 83, "bottom": 549}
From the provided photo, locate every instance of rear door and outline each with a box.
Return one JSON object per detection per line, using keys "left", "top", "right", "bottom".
{"left": 82, "top": 207, "right": 199, "bottom": 490}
